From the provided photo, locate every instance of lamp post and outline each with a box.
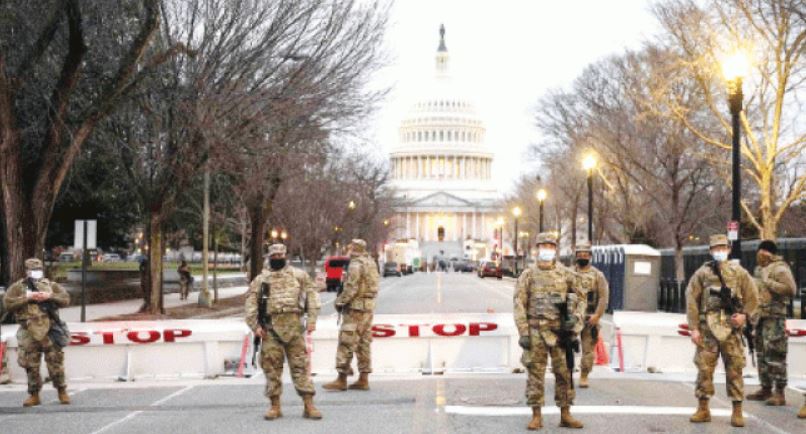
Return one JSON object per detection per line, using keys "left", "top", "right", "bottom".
{"left": 582, "top": 154, "right": 597, "bottom": 242}
{"left": 536, "top": 188, "right": 547, "bottom": 233}
{"left": 722, "top": 50, "right": 749, "bottom": 262}
{"left": 512, "top": 206, "right": 522, "bottom": 275}
{"left": 495, "top": 217, "right": 504, "bottom": 263}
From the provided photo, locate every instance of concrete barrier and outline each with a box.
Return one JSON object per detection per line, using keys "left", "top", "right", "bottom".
{"left": 612, "top": 311, "right": 806, "bottom": 379}
{"left": 0, "top": 313, "right": 521, "bottom": 382}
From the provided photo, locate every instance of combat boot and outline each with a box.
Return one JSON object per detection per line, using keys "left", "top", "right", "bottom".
{"left": 57, "top": 387, "right": 71, "bottom": 405}
{"left": 264, "top": 395, "right": 282, "bottom": 420}
{"left": 689, "top": 398, "right": 711, "bottom": 423}
{"left": 798, "top": 401, "right": 806, "bottom": 419}
{"left": 731, "top": 401, "right": 745, "bottom": 427}
{"left": 579, "top": 373, "right": 589, "bottom": 389}
{"left": 302, "top": 395, "right": 322, "bottom": 420}
{"left": 746, "top": 386, "right": 772, "bottom": 401}
{"left": 22, "top": 393, "right": 40, "bottom": 407}
{"left": 322, "top": 373, "right": 348, "bottom": 391}
{"left": 766, "top": 388, "right": 786, "bottom": 406}
{"left": 348, "top": 373, "right": 370, "bottom": 391}
{"left": 527, "top": 406, "right": 542, "bottom": 430}
{"left": 559, "top": 406, "right": 583, "bottom": 429}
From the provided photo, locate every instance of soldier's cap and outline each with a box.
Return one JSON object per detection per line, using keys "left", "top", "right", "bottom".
{"left": 267, "top": 243, "right": 287, "bottom": 256}
{"left": 535, "top": 232, "right": 558, "bottom": 247}
{"left": 575, "top": 241, "right": 592, "bottom": 253}
{"left": 25, "top": 258, "right": 43, "bottom": 270}
{"left": 350, "top": 239, "right": 367, "bottom": 251}
{"left": 709, "top": 234, "right": 729, "bottom": 248}
{"left": 757, "top": 239, "right": 777, "bottom": 255}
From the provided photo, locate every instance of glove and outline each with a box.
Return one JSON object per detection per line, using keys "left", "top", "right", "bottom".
{"left": 518, "top": 336, "right": 531, "bottom": 350}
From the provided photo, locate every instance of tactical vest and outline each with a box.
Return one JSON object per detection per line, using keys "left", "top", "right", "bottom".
{"left": 347, "top": 255, "right": 379, "bottom": 311}
{"left": 526, "top": 266, "right": 574, "bottom": 321}
{"left": 576, "top": 268, "right": 599, "bottom": 314}
{"left": 12, "top": 279, "right": 55, "bottom": 341}
{"left": 755, "top": 259, "right": 790, "bottom": 318}
{"left": 261, "top": 268, "right": 304, "bottom": 315}
{"left": 698, "top": 262, "right": 744, "bottom": 341}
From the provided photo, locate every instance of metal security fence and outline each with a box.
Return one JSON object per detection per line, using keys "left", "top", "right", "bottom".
{"left": 658, "top": 279, "right": 687, "bottom": 313}
{"left": 592, "top": 247, "right": 626, "bottom": 313}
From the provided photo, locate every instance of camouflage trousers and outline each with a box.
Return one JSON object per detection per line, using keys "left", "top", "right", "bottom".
{"left": 335, "top": 309, "right": 373, "bottom": 375}
{"left": 520, "top": 329, "right": 574, "bottom": 407}
{"left": 260, "top": 331, "right": 314, "bottom": 398}
{"left": 755, "top": 317, "right": 788, "bottom": 388}
{"left": 694, "top": 327, "right": 745, "bottom": 402}
{"left": 179, "top": 280, "right": 190, "bottom": 300}
{"left": 16, "top": 328, "right": 66, "bottom": 395}
{"left": 580, "top": 324, "right": 597, "bottom": 375}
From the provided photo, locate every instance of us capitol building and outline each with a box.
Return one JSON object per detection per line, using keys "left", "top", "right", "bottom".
{"left": 388, "top": 26, "right": 501, "bottom": 262}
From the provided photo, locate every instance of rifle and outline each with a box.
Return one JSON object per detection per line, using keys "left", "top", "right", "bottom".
{"left": 26, "top": 279, "right": 70, "bottom": 348}
{"left": 252, "top": 282, "right": 270, "bottom": 367}
{"left": 710, "top": 261, "right": 755, "bottom": 366}
{"left": 556, "top": 300, "right": 580, "bottom": 389}
{"left": 586, "top": 291, "right": 599, "bottom": 343}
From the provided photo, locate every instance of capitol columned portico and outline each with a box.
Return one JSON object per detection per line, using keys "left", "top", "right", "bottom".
{"left": 389, "top": 26, "right": 500, "bottom": 261}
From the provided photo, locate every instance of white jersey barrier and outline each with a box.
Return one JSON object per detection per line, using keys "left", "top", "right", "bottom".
{"left": 613, "top": 311, "right": 806, "bottom": 379}
{"left": 0, "top": 313, "right": 522, "bottom": 381}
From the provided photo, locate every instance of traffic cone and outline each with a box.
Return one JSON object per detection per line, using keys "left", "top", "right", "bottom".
{"left": 594, "top": 337, "right": 609, "bottom": 366}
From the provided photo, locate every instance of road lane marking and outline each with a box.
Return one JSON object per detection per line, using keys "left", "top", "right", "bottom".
{"left": 443, "top": 405, "right": 737, "bottom": 416}
{"left": 90, "top": 385, "right": 194, "bottom": 434}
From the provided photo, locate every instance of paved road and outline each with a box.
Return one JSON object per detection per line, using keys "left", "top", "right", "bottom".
{"left": 1, "top": 373, "right": 804, "bottom": 433}
{"left": 318, "top": 271, "right": 514, "bottom": 316}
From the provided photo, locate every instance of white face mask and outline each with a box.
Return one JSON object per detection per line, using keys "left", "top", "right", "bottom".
{"left": 538, "top": 248, "right": 556, "bottom": 262}
{"left": 712, "top": 251, "right": 728, "bottom": 262}
{"left": 29, "top": 270, "right": 44, "bottom": 280}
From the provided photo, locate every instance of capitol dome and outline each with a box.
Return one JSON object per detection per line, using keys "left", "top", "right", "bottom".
{"left": 387, "top": 25, "right": 501, "bottom": 262}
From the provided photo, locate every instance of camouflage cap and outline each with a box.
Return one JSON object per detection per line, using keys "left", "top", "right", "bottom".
{"left": 575, "top": 241, "right": 592, "bottom": 253}
{"left": 535, "top": 232, "right": 558, "bottom": 246}
{"left": 267, "top": 243, "right": 287, "bottom": 256}
{"left": 25, "top": 258, "right": 43, "bottom": 270}
{"left": 709, "top": 234, "right": 729, "bottom": 248}
{"left": 350, "top": 239, "right": 367, "bottom": 252}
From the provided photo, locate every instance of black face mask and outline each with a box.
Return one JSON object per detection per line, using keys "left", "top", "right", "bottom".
{"left": 576, "top": 259, "right": 590, "bottom": 268}
{"left": 269, "top": 258, "right": 286, "bottom": 270}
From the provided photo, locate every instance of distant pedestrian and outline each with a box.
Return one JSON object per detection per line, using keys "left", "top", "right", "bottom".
{"left": 178, "top": 260, "right": 193, "bottom": 300}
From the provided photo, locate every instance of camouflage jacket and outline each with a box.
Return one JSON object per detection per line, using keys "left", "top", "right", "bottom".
{"left": 3, "top": 278, "right": 70, "bottom": 342}
{"left": 514, "top": 262, "right": 586, "bottom": 346}
{"left": 574, "top": 265, "right": 609, "bottom": 317}
{"left": 244, "top": 266, "right": 320, "bottom": 342}
{"left": 336, "top": 253, "right": 379, "bottom": 312}
{"left": 754, "top": 256, "right": 796, "bottom": 318}
{"left": 686, "top": 261, "right": 758, "bottom": 338}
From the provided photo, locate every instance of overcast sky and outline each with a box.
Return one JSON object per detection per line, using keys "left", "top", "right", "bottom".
{"left": 366, "top": 0, "right": 662, "bottom": 194}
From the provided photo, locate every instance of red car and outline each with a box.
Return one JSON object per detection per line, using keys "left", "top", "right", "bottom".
{"left": 477, "top": 260, "right": 503, "bottom": 279}
{"left": 324, "top": 256, "right": 350, "bottom": 292}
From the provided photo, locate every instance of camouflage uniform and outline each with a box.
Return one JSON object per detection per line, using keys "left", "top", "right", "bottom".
{"left": 685, "top": 239, "right": 758, "bottom": 404}
{"left": 2, "top": 259, "right": 71, "bottom": 401}
{"left": 574, "top": 242, "right": 609, "bottom": 379}
{"left": 750, "top": 250, "right": 795, "bottom": 402}
{"left": 244, "top": 248, "right": 320, "bottom": 400}
{"left": 514, "top": 234, "right": 585, "bottom": 409}
{"left": 333, "top": 241, "right": 379, "bottom": 376}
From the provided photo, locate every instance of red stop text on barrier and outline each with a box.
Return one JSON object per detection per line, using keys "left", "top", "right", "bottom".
{"left": 68, "top": 329, "right": 193, "bottom": 345}
{"left": 370, "top": 322, "right": 498, "bottom": 338}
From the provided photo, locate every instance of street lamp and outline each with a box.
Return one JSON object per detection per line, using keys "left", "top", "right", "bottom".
{"left": 270, "top": 229, "right": 279, "bottom": 240}
{"left": 721, "top": 49, "right": 749, "bottom": 262}
{"left": 582, "top": 153, "right": 597, "bottom": 242}
{"left": 495, "top": 217, "right": 505, "bottom": 262}
{"left": 512, "top": 206, "right": 522, "bottom": 275}
{"left": 536, "top": 188, "right": 547, "bottom": 233}
{"left": 280, "top": 230, "right": 288, "bottom": 243}
{"left": 348, "top": 200, "right": 356, "bottom": 211}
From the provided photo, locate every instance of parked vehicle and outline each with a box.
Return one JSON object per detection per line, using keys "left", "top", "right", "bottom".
{"left": 101, "top": 253, "right": 122, "bottom": 262}
{"left": 383, "top": 261, "right": 403, "bottom": 277}
{"left": 477, "top": 260, "right": 503, "bottom": 279}
{"left": 324, "top": 256, "right": 350, "bottom": 292}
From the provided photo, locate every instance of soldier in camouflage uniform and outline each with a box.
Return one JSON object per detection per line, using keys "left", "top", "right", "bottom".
{"left": 2, "top": 258, "right": 71, "bottom": 407}
{"left": 514, "top": 232, "right": 585, "bottom": 430}
{"left": 573, "top": 241, "right": 609, "bottom": 388}
{"left": 686, "top": 235, "right": 758, "bottom": 428}
{"left": 323, "top": 239, "right": 379, "bottom": 392}
{"left": 244, "top": 244, "right": 322, "bottom": 420}
{"left": 746, "top": 240, "right": 796, "bottom": 406}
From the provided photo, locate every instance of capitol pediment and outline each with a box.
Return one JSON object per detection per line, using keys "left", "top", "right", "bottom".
{"left": 409, "top": 191, "right": 473, "bottom": 208}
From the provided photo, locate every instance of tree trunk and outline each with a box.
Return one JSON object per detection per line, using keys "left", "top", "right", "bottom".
{"left": 213, "top": 234, "right": 218, "bottom": 303}
{"left": 1, "top": 192, "right": 39, "bottom": 284}
{"left": 674, "top": 237, "right": 685, "bottom": 281}
{"left": 248, "top": 205, "right": 265, "bottom": 281}
{"left": 148, "top": 209, "right": 164, "bottom": 315}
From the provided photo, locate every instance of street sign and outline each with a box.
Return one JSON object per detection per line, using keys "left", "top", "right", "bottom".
{"left": 727, "top": 220, "right": 739, "bottom": 241}
{"left": 74, "top": 220, "right": 97, "bottom": 250}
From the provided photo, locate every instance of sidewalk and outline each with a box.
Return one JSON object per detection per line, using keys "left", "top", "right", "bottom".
{"left": 60, "top": 285, "right": 248, "bottom": 322}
